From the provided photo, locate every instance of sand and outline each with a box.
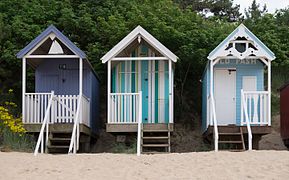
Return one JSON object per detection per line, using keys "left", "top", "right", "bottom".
{"left": 0, "top": 151, "right": 289, "bottom": 180}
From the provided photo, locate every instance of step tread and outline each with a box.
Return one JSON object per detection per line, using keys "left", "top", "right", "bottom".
{"left": 142, "top": 144, "right": 169, "bottom": 147}
{"left": 49, "top": 138, "right": 71, "bottom": 141}
{"left": 142, "top": 151, "right": 169, "bottom": 154}
{"left": 142, "top": 136, "right": 169, "bottom": 139}
{"left": 47, "top": 145, "right": 69, "bottom": 149}
{"left": 143, "top": 129, "right": 169, "bottom": 132}
{"left": 219, "top": 133, "right": 242, "bottom": 135}
{"left": 219, "top": 140, "right": 243, "bottom": 144}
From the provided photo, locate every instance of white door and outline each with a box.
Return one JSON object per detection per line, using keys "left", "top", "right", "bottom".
{"left": 214, "top": 69, "right": 236, "bottom": 125}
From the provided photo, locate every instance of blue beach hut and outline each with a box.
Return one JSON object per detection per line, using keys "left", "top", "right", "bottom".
{"left": 17, "top": 25, "right": 100, "bottom": 154}
{"left": 202, "top": 24, "right": 275, "bottom": 151}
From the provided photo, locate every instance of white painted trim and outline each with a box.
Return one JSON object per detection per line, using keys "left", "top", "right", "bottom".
{"left": 25, "top": 55, "right": 79, "bottom": 58}
{"left": 22, "top": 58, "right": 26, "bottom": 123}
{"left": 108, "top": 61, "right": 111, "bottom": 123}
{"left": 268, "top": 60, "right": 271, "bottom": 126}
{"left": 111, "top": 57, "right": 168, "bottom": 61}
{"left": 169, "top": 60, "right": 172, "bottom": 123}
{"left": 259, "top": 58, "right": 268, "bottom": 66}
{"left": 208, "top": 24, "right": 275, "bottom": 61}
{"left": 79, "top": 58, "right": 83, "bottom": 96}
{"left": 151, "top": 60, "right": 155, "bottom": 123}
{"left": 209, "top": 61, "right": 213, "bottom": 126}
{"left": 79, "top": 58, "right": 83, "bottom": 125}
{"left": 101, "top": 25, "right": 178, "bottom": 63}
{"left": 26, "top": 36, "right": 51, "bottom": 56}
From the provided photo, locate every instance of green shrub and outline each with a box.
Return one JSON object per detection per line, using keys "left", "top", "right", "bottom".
{"left": 0, "top": 127, "right": 35, "bottom": 152}
{"left": 112, "top": 141, "right": 137, "bottom": 154}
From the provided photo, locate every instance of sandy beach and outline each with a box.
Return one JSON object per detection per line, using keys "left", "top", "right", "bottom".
{"left": 0, "top": 151, "right": 289, "bottom": 180}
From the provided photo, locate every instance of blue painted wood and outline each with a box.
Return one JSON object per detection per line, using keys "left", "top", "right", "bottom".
{"left": 202, "top": 59, "right": 265, "bottom": 131}
{"left": 164, "top": 61, "right": 169, "bottom": 123}
{"left": 155, "top": 61, "right": 159, "bottom": 123}
{"left": 35, "top": 58, "right": 100, "bottom": 133}
{"left": 141, "top": 60, "right": 149, "bottom": 123}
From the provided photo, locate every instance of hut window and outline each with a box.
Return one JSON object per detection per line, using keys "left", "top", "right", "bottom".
{"left": 235, "top": 43, "right": 246, "bottom": 53}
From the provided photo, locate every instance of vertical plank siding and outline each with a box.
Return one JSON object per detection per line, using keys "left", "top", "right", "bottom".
{"left": 110, "top": 45, "right": 171, "bottom": 124}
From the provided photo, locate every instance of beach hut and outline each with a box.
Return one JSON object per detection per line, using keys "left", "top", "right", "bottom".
{"left": 101, "top": 25, "right": 178, "bottom": 153}
{"left": 17, "top": 25, "right": 100, "bottom": 154}
{"left": 202, "top": 24, "right": 275, "bottom": 151}
{"left": 279, "top": 83, "right": 289, "bottom": 149}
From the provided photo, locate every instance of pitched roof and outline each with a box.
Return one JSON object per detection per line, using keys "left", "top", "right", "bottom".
{"left": 208, "top": 24, "right": 275, "bottom": 61}
{"left": 101, "top": 25, "right": 178, "bottom": 63}
{"left": 17, "top": 25, "right": 86, "bottom": 59}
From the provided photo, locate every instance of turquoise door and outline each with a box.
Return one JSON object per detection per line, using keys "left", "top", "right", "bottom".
{"left": 141, "top": 46, "right": 149, "bottom": 123}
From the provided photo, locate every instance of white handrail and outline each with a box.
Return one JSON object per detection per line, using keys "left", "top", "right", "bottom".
{"left": 210, "top": 94, "right": 219, "bottom": 152}
{"left": 241, "top": 89, "right": 253, "bottom": 150}
{"left": 243, "top": 91, "right": 269, "bottom": 94}
{"left": 137, "top": 91, "right": 142, "bottom": 156}
{"left": 34, "top": 91, "right": 54, "bottom": 156}
{"left": 68, "top": 95, "right": 82, "bottom": 154}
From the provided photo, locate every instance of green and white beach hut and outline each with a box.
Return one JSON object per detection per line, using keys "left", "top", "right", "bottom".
{"left": 101, "top": 25, "right": 178, "bottom": 153}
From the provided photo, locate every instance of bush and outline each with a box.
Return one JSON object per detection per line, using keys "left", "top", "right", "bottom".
{"left": 112, "top": 141, "right": 137, "bottom": 154}
{"left": 0, "top": 91, "right": 35, "bottom": 152}
{"left": 0, "top": 127, "right": 35, "bottom": 152}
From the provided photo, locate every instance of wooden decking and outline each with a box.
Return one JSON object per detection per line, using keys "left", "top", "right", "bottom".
{"left": 203, "top": 125, "right": 272, "bottom": 150}
{"left": 24, "top": 123, "right": 95, "bottom": 137}
{"left": 106, "top": 123, "right": 174, "bottom": 133}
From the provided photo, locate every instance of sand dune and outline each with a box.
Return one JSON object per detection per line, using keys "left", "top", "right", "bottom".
{"left": 1, "top": 151, "right": 289, "bottom": 180}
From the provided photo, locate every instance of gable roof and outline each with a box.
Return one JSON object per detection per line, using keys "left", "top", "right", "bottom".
{"left": 17, "top": 25, "right": 86, "bottom": 59}
{"left": 101, "top": 25, "right": 178, "bottom": 63}
{"left": 208, "top": 24, "right": 276, "bottom": 61}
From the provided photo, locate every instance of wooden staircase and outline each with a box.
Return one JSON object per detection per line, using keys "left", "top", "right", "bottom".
{"left": 141, "top": 124, "right": 171, "bottom": 154}
{"left": 47, "top": 132, "right": 71, "bottom": 153}
{"left": 218, "top": 127, "right": 245, "bottom": 151}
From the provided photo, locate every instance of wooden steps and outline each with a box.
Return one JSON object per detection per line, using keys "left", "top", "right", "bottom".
{"left": 218, "top": 127, "right": 245, "bottom": 151}
{"left": 47, "top": 132, "right": 71, "bottom": 153}
{"left": 141, "top": 124, "right": 171, "bottom": 154}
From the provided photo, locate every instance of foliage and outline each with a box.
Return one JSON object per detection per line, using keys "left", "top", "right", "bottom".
{"left": 0, "top": 90, "right": 35, "bottom": 152}
{"left": 0, "top": 0, "right": 289, "bottom": 124}
{"left": 0, "top": 127, "right": 35, "bottom": 152}
{"left": 112, "top": 141, "right": 137, "bottom": 154}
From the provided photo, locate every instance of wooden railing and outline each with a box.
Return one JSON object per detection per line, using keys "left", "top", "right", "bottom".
{"left": 241, "top": 89, "right": 253, "bottom": 150}
{"left": 34, "top": 91, "right": 54, "bottom": 156}
{"left": 24, "top": 93, "right": 53, "bottom": 124}
{"left": 241, "top": 90, "right": 270, "bottom": 125}
{"left": 137, "top": 91, "right": 142, "bottom": 156}
{"left": 209, "top": 94, "right": 219, "bottom": 152}
{"left": 68, "top": 95, "right": 82, "bottom": 154}
{"left": 23, "top": 94, "right": 90, "bottom": 126}
{"left": 109, "top": 93, "right": 141, "bottom": 123}
{"left": 53, "top": 95, "right": 78, "bottom": 124}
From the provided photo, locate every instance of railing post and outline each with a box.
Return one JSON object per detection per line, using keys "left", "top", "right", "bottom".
{"left": 137, "top": 91, "right": 142, "bottom": 156}
{"left": 22, "top": 58, "right": 26, "bottom": 123}
{"left": 241, "top": 89, "right": 252, "bottom": 151}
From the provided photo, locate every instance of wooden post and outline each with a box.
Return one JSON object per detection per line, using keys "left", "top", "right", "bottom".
{"left": 79, "top": 58, "right": 83, "bottom": 96}
{"left": 268, "top": 60, "right": 271, "bottom": 126}
{"left": 169, "top": 60, "right": 172, "bottom": 123}
{"left": 210, "top": 60, "right": 213, "bottom": 126}
{"left": 108, "top": 60, "right": 111, "bottom": 123}
{"left": 22, "top": 58, "right": 26, "bottom": 123}
{"left": 137, "top": 91, "right": 142, "bottom": 156}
